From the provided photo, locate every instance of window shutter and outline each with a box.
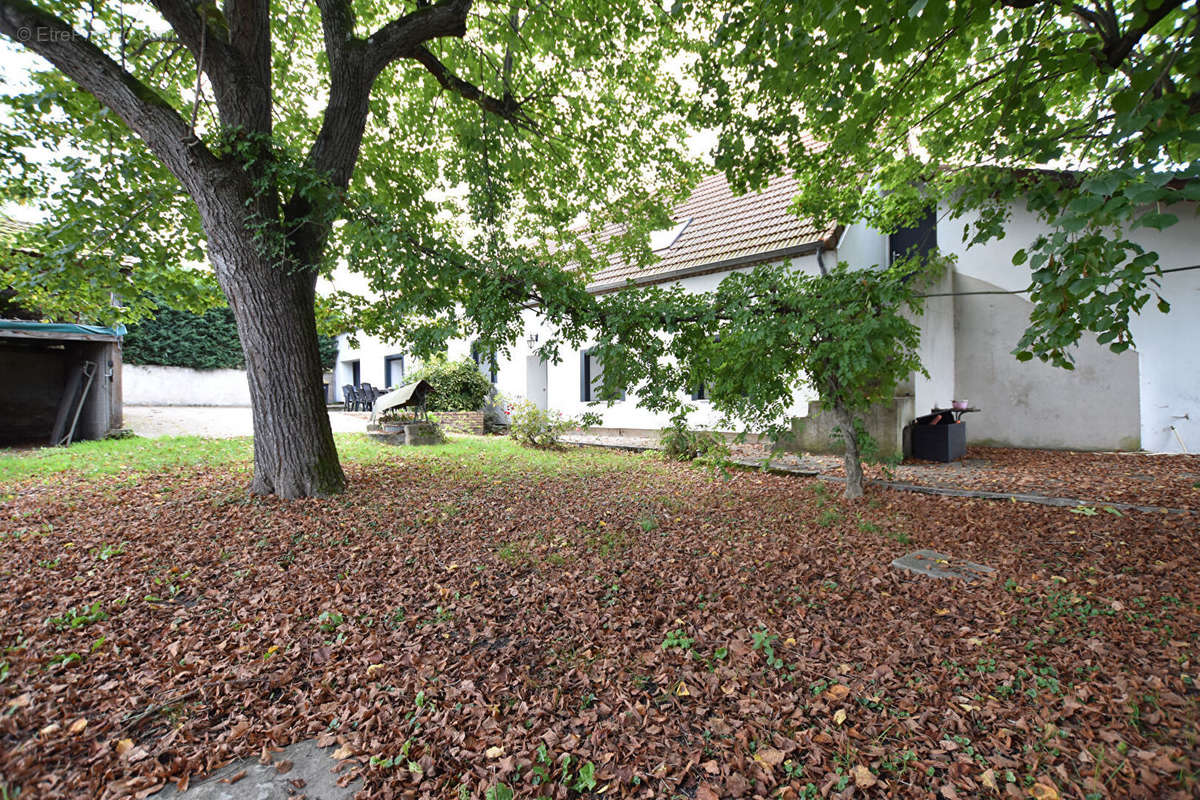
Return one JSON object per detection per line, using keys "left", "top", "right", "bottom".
{"left": 580, "top": 350, "right": 591, "bottom": 401}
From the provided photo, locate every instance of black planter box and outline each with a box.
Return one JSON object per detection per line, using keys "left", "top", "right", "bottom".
{"left": 911, "top": 415, "right": 966, "bottom": 462}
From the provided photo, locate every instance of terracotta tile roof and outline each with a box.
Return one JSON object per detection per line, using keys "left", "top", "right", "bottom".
{"left": 587, "top": 171, "right": 837, "bottom": 289}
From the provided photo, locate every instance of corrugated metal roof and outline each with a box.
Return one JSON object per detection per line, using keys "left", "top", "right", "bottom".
{"left": 0, "top": 320, "right": 125, "bottom": 341}
{"left": 587, "top": 172, "right": 837, "bottom": 288}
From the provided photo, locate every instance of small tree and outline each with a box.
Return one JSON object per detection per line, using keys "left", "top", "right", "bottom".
{"left": 588, "top": 260, "right": 927, "bottom": 498}
{"left": 410, "top": 357, "right": 492, "bottom": 413}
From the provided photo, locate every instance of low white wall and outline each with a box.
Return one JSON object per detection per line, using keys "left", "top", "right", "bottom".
{"left": 123, "top": 364, "right": 251, "bottom": 406}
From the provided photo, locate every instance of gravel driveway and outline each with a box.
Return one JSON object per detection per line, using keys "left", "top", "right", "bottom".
{"left": 122, "top": 406, "right": 369, "bottom": 438}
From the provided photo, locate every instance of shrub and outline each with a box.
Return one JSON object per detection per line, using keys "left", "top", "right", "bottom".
{"left": 124, "top": 302, "right": 339, "bottom": 370}
{"left": 410, "top": 357, "right": 492, "bottom": 412}
{"left": 507, "top": 399, "right": 576, "bottom": 448}
{"left": 123, "top": 304, "right": 244, "bottom": 369}
{"left": 659, "top": 419, "right": 730, "bottom": 462}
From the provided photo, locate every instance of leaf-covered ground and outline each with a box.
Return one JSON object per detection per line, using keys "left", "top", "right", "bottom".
{"left": 806, "top": 448, "right": 1200, "bottom": 511}
{"left": 1, "top": 438, "right": 1198, "bottom": 799}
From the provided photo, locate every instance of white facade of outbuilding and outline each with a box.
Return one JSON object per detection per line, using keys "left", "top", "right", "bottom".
{"left": 333, "top": 174, "right": 1199, "bottom": 454}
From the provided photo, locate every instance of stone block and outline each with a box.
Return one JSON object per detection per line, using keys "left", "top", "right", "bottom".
{"left": 892, "top": 549, "right": 995, "bottom": 583}
{"left": 403, "top": 422, "right": 445, "bottom": 446}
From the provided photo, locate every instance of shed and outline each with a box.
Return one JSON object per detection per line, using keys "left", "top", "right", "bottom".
{"left": 372, "top": 379, "right": 433, "bottom": 422}
{"left": 0, "top": 320, "right": 124, "bottom": 446}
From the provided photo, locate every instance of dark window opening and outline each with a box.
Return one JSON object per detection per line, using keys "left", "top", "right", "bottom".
{"left": 889, "top": 205, "right": 938, "bottom": 265}
{"left": 581, "top": 348, "right": 625, "bottom": 402}
{"left": 384, "top": 354, "right": 405, "bottom": 387}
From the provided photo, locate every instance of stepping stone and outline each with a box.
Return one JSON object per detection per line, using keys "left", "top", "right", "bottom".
{"left": 155, "top": 740, "right": 361, "bottom": 800}
{"left": 892, "top": 549, "right": 995, "bottom": 583}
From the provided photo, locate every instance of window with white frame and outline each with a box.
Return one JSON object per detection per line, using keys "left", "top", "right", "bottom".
{"left": 384, "top": 354, "right": 405, "bottom": 387}
{"left": 470, "top": 340, "right": 498, "bottom": 384}
{"left": 581, "top": 348, "right": 625, "bottom": 402}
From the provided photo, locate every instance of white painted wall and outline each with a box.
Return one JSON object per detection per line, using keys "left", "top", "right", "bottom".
{"left": 837, "top": 221, "right": 888, "bottom": 271}
{"left": 330, "top": 200, "right": 1199, "bottom": 451}
{"left": 544, "top": 257, "right": 823, "bottom": 432}
{"left": 952, "top": 273, "right": 1141, "bottom": 449}
{"left": 1126, "top": 217, "right": 1200, "bottom": 452}
{"left": 911, "top": 268, "right": 957, "bottom": 416}
{"left": 334, "top": 332, "right": 414, "bottom": 400}
{"left": 332, "top": 321, "right": 531, "bottom": 410}
{"left": 943, "top": 200, "right": 1200, "bottom": 452}
{"left": 124, "top": 364, "right": 251, "bottom": 406}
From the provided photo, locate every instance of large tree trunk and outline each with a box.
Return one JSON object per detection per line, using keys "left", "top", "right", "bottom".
{"left": 1, "top": 0, "right": 485, "bottom": 498}
{"left": 206, "top": 210, "right": 346, "bottom": 499}
{"left": 830, "top": 400, "right": 865, "bottom": 500}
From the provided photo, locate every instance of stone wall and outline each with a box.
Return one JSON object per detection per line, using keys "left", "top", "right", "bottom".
{"left": 434, "top": 410, "right": 485, "bottom": 435}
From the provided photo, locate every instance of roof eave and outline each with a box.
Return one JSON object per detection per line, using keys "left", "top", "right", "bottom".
{"left": 586, "top": 238, "right": 831, "bottom": 295}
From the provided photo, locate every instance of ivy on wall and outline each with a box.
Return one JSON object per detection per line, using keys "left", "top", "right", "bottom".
{"left": 124, "top": 304, "right": 339, "bottom": 371}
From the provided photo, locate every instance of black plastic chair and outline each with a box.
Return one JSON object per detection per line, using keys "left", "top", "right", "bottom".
{"left": 359, "top": 383, "right": 374, "bottom": 412}
{"left": 342, "top": 384, "right": 356, "bottom": 412}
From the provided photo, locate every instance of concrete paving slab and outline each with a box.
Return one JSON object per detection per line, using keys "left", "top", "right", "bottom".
{"left": 154, "top": 740, "right": 361, "bottom": 800}
{"left": 892, "top": 549, "right": 996, "bottom": 583}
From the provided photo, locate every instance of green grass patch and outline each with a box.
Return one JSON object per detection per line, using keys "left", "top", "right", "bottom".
{"left": 357, "top": 434, "right": 645, "bottom": 477}
{"left": 0, "top": 436, "right": 253, "bottom": 484}
{"left": 0, "top": 432, "right": 649, "bottom": 485}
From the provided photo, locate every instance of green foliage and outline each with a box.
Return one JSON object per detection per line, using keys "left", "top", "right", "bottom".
{"left": 0, "top": 1, "right": 697, "bottom": 358}
{"left": 46, "top": 601, "right": 107, "bottom": 631}
{"left": 317, "top": 336, "right": 339, "bottom": 372}
{"left": 659, "top": 417, "right": 730, "bottom": 462}
{"left": 485, "top": 783, "right": 514, "bottom": 800}
{"left": 123, "top": 302, "right": 338, "bottom": 370}
{"left": 123, "top": 304, "right": 244, "bottom": 369}
{"left": 595, "top": 261, "right": 925, "bottom": 424}
{"left": 507, "top": 399, "right": 576, "bottom": 449}
{"left": 591, "top": 260, "right": 927, "bottom": 492}
{"left": 751, "top": 626, "right": 785, "bottom": 670}
{"left": 661, "top": 628, "right": 695, "bottom": 652}
{"left": 692, "top": 0, "right": 1198, "bottom": 367}
{"left": 409, "top": 358, "right": 492, "bottom": 412}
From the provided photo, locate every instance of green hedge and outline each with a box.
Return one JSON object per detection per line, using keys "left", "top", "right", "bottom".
{"left": 124, "top": 304, "right": 340, "bottom": 371}
{"left": 410, "top": 357, "right": 492, "bottom": 412}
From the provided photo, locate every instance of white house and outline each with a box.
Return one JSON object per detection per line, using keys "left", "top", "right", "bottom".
{"left": 334, "top": 172, "right": 1200, "bottom": 454}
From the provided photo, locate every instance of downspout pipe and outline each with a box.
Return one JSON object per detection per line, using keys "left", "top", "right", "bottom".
{"left": 816, "top": 241, "right": 828, "bottom": 276}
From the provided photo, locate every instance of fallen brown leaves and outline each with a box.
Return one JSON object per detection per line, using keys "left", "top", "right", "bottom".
{"left": 814, "top": 447, "right": 1200, "bottom": 510}
{"left": 1, "top": 448, "right": 1198, "bottom": 799}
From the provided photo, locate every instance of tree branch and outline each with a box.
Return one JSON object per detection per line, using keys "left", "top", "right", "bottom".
{"left": 283, "top": 0, "right": 374, "bottom": 267}
{"left": 1097, "top": 0, "right": 1187, "bottom": 69}
{"left": 288, "top": 0, "right": 533, "bottom": 267}
{"left": 224, "top": 0, "right": 272, "bottom": 130}
{"left": 147, "top": 0, "right": 267, "bottom": 130}
{"left": 409, "top": 45, "right": 535, "bottom": 130}
{"left": 0, "top": 0, "right": 220, "bottom": 188}
{"left": 362, "top": 0, "right": 472, "bottom": 77}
